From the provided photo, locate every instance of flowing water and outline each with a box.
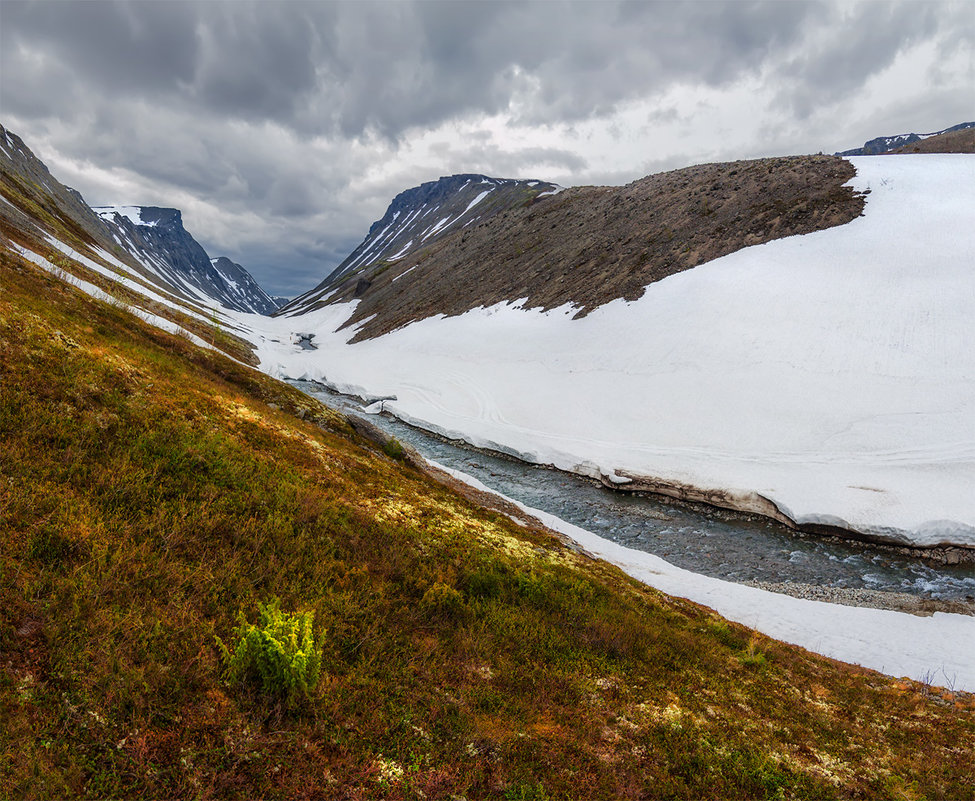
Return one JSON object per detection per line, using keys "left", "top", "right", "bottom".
{"left": 292, "top": 380, "right": 975, "bottom": 605}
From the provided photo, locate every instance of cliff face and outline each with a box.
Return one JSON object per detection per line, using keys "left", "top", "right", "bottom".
{"left": 94, "top": 206, "right": 278, "bottom": 315}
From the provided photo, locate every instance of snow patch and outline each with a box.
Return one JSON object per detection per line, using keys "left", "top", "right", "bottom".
{"left": 462, "top": 190, "right": 492, "bottom": 215}
{"left": 94, "top": 206, "right": 157, "bottom": 227}
{"left": 232, "top": 155, "right": 975, "bottom": 548}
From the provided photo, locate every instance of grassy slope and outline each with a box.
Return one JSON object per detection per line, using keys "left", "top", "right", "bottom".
{"left": 2, "top": 248, "right": 974, "bottom": 800}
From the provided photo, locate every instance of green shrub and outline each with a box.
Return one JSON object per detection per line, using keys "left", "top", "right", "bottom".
{"left": 419, "top": 582, "right": 464, "bottom": 621}
{"left": 382, "top": 436, "right": 406, "bottom": 461}
{"left": 216, "top": 598, "right": 324, "bottom": 702}
{"left": 738, "top": 636, "right": 768, "bottom": 669}
{"left": 460, "top": 559, "right": 509, "bottom": 600}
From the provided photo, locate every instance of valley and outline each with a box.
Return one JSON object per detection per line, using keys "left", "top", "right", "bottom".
{"left": 2, "top": 117, "right": 974, "bottom": 798}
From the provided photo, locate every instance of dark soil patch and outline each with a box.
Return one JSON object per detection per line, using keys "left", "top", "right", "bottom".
{"left": 332, "top": 154, "right": 863, "bottom": 341}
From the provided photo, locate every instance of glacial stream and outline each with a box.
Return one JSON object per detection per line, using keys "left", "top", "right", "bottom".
{"left": 292, "top": 380, "right": 975, "bottom": 608}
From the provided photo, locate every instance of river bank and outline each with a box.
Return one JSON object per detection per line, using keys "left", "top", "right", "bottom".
{"left": 291, "top": 379, "right": 975, "bottom": 616}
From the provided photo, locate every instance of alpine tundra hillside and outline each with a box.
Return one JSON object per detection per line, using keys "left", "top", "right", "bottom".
{"left": 2, "top": 121, "right": 974, "bottom": 797}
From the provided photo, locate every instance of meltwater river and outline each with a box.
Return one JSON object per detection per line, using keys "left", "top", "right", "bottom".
{"left": 292, "top": 380, "right": 975, "bottom": 608}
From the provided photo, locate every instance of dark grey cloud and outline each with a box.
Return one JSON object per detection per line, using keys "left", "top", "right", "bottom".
{"left": 1, "top": 1, "right": 199, "bottom": 97}
{"left": 1, "top": 0, "right": 970, "bottom": 297}
{"left": 0, "top": 0, "right": 826, "bottom": 137}
{"left": 778, "top": 1, "right": 943, "bottom": 118}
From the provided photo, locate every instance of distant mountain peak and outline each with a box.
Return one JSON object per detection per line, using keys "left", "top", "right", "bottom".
{"left": 93, "top": 204, "right": 278, "bottom": 315}
{"left": 835, "top": 121, "right": 974, "bottom": 156}
{"left": 279, "top": 172, "right": 560, "bottom": 315}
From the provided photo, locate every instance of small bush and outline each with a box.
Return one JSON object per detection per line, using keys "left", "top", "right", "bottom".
{"left": 738, "top": 636, "right": 768, "bottom": 669}
{"left": 460, "top": 559, "right": 509, "bottom": 600}
{"left": 216, "top": 598, "right": 324, "bottom": 703}
{"left": 419, "top": 582, "right": 464, "bottom": 621}
{"left": 382, "top": 436, "right": 406, "bottom": 461}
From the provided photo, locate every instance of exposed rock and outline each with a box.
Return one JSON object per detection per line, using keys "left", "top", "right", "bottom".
{"left": 311, "top": 155, "right": 864, "bottom": 342}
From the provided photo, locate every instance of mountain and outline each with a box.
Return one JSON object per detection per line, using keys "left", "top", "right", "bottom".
{"left": 279, "top": 173, "right": 560, "bottom": 315}
{"left": 0, "top": 123, "right": 275, "bottom": 316}
{"left": 93, "top": 205, "right": 277, "bottom": 315}
{"left": 208, "top": 257, "right": 280, "bottom": 315}
{"left": 835, "top": 121, "right": 974, "bottom": 155}
{"left": 0, "top": 124, "right": 132, "bottom": 264}
{"left": 888, "top": 125, "right": 975, "bottom": 154}
{"left": 285, "top": 155, "right": 864, "bottom": 341}
{"left": 248, "top": 150, "right": 975, "bottom": 555}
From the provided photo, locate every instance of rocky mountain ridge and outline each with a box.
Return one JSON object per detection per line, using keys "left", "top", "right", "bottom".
{"left": 279, "top": 173, "right": 560, "bottom": 315}
{"left": 298, "top": 155, "right": 864, "bottom": 342}
{"left": 835, "top": 121, "right": 974, "bottom": 156}
{"left": 285, "top": 120, "right": 972, "bottom": 341}
{"left": 0, "top": 123, "right": 276, "bottom": 316}
{"left": 94, "top": 205, "right": 278, "bottom": 315}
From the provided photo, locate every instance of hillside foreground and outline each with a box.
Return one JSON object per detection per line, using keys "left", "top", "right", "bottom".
{"left": 3, "top": 233, "right": 975, "bottom": 798}
{"left": 6, "top": 146, "right": 975, "bottom": 690}
{"left": 253, "top": 155, "right": 975, "bottom": 552}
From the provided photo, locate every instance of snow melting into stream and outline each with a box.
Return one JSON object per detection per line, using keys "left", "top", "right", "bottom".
{"left": 435, "top": 462, "right": 975, "bottom": 693}
{"left": 252, "top": 155, "right": 975, "bottom": 549}
{"left": 230, "top": 155, "right": 975, "bottom": 688}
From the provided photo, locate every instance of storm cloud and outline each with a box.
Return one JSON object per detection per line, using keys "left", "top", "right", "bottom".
{"left": 1, "top": 0, "right": 971, "bottom": 295}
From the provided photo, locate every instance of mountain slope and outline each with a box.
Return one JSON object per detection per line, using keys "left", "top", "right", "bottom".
{"left": 301, "top": 155, "right": 862, "bottom": 342}
{"left": 280, "top": 174, "right": 560, "bottom": 315}
{"left": 0, "top": 125, "right": 135, "bottom": 267}
{"left": 836, "top": 121, "right": 974, "bottom": 155}
{"left": 248, "top": 153, "right": 975, "bottom": 552}
{"left": 3, "top": 213, "right": 974, "bottom": 799}
{"left": 0, "top": 123, "right": 275, "bottom": 316}
{"left": 889, "top": 125, "right": 975, "bottom": 154}
{"left": 210, "top": 256, "right": 281, "bottom": 314}
{"left": 93, "top": 205, "right": 277, "bottom": 315}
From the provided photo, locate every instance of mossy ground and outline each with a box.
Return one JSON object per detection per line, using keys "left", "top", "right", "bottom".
{"left": 1, "top": 248, "right": 973, "bottom": 799}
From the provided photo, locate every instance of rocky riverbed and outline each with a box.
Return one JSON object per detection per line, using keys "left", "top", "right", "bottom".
{"left": 742, "top": 581, "right": 974, "bottom": 617}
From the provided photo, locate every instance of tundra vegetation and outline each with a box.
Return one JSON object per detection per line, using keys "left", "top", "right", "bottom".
{"left": 1, "top": 227, "right": 974, "bottom": 798}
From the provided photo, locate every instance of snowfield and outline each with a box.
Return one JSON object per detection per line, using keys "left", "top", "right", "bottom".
{"left": 248, "top": 155, "right": 974, "bottom": 549}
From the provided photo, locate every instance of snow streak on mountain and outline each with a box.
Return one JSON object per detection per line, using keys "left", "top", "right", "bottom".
{"left": 94, "top": 206, "right": 279, "bottom": 315}
{"left": 836, "top": 121, "right": 974, "bottom": 155}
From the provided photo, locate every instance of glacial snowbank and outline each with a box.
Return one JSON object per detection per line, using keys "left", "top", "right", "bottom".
{"left": 244, "top": 155, "right": 975, "bottom": 548}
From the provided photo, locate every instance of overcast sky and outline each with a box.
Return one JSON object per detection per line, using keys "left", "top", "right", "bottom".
{"left": 1, "top": 0, "right": 972, "bottom": 296}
